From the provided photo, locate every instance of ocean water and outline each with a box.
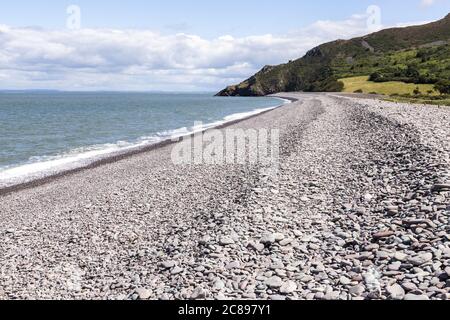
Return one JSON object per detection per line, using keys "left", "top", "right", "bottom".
{"left": 0, "top": 92, "right": 286, "bottom": 187}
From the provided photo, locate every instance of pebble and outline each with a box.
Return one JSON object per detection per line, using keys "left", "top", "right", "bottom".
{"left": 373, "top": 230, "right": 395, "bottom": 239}
{"left": 219, "top": 237, "right": 235, "bottom": 246}
{"left": 349, "top": 285, "right": 365, "bottom": 296}
{"left": 279, "top": 281, "right": 297, "bottom": 294}
{"left": 339, "top": 276, "right": 351, "bottom": 286}
{"left": 135, "top": 288, "right": 152, "bottom": 300}
{"left": 213, "top": 279, "right": 225, "bottom": 290}
{"left": 160, "top": 261, "right": 176, "bottom": 269}
{"left": 394, "top": 252, "right": 408, "bottom": 261}
{"left": 432, "top": 184, "right": 450, "bottom": 191}
{"left": 388, "top": 262, "right": 402, "bottom": 271}
{"left": 402, "top": 282, "right": 418, "bottom": 292}
{"left": 404, "top": 294, "right": 430, "bottom": 301}
{"left": 408, "top": 252, "right": 433, "bottom": 266}
{"left": 265, "top": 276, "right": 283, "bottom": 289}
{"left": 191, "top": 287, "right": 207, "bottom": 300}
{"left": 260, "top": 234, "right": 276, "bottom": 245}
{"left": 226, "top": 261, "right": 240, "bottom": 270}
{"left": 387, "top": 284, "right": 405, "bottom": 300}
{"left": 248, "top": 242, "right": 265, "bottom": 252}
{"left": 171, "top": 267, "right": 184, "bottom": 275}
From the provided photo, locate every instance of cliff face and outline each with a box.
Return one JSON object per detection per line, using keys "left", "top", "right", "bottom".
{"left": 216, "top": 13, "right": 450, "bottom": 96}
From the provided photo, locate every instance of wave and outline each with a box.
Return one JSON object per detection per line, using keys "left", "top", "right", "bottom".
{"left": 0, "top": 98, "right": 290, "bottom": 188}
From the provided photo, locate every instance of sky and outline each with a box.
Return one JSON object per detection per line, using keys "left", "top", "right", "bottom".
{"left": 0, "top": 0, "right": 448, "bottom": 91}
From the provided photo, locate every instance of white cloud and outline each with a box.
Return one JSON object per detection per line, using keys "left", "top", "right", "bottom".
{"left": 421, "top": 0, "right": 435, "bottom": 7}
{"left": 0, "top": 13, "right": 427, "bottom": 91}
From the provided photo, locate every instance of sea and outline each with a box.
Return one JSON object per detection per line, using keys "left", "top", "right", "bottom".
{"left": 0, "top": 92, "right": 287, "bottom": 188}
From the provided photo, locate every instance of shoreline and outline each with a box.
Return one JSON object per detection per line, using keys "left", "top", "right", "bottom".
{"left": 0, "top": 96, "right": 297, "bottom": 197}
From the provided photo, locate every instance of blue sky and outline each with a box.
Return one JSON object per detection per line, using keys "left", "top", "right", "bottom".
{"left": 0, "top": 0, "right": 448, "bottom": 91}
{"left": 1, "top": 0, "right": 448, "bottom": 37}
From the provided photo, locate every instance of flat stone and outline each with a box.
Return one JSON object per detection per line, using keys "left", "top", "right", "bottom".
{"left": 219, "top": 237, "right": 235, "bottom": 246}
{"left": 265, "top": 276, "right": 283, "bottom": 289}
{"left": 373, "top": 230, "right": 395, "bottom": 239}
{"left": 160, "top": 260, "right": 176, "bottom": 269}
{"left": 388, "top": 261, "right": 402, "bottom": 271}
{"left": 269, "top": 261, "right": 284, "bottom": 270}
{"left": 279, "top": 281, "right": 297, "bottom": 294}
{"left": 385, "top": 206, "right": 399, "bottom": 213}
{"left": 269, "top": 295, "right": 286, "bottom": 301}
{"left": 349, "top": 285, "right": 365, "bottom": 296}
{"left": 323, "top": 291, "right": 340, "bottom": 300}
{"left": 274, "top": 233, "right": 285, "bottom": 242}
{"left": 402, "top": 282, "right": 418, "bottom": 292}
{"left": 365, "top": 244, "right": 380, "bottom": 251}
{"left": 387, "top": 284, "right": 405, "bottom": 300}
{"left": 242, "top": 293, "right": 256, "bottom": 299}
{"left": 407, "top": 252, "right": 433, "bottom": 266}
{"left": 404, "top": 294, "right": 429, "bottom": 301}
{"left": 226, "top": 261, "right": 240, "bottom": 270}
{"left": 199, "top": 235, "right": 211, "bottom": 245}
{"left": 191, "top": 287, "right": 207, "bottom": 300}
{"left": 213, "top": 279, "right": 225, "bottom": 290}
{"left": 300, "top": 275, "right": 314, "bottom": 283}
{"left": 135, "top": 288, "right": 152, "bottom": 300}
{"left": 248, "top": 242, "right": 265, "bottom": 252}
{"left": 171, "top": 266, "right": 184, "bottom": 275}
{"left": 403, "top": 219, "right": 437, "bottom": 229}
{"left": 394, "top": 252, "right": 408, "bottom": 261}
{"left": 279, "top": 238, "right": 293, "bottom": 246}
{"left": 314, "top": 292, "right": 325, "bottom": 300}
{"left": 432, "top": 184, "right": 450, "bottom": 191}
{"left": 260, "top": 234, "right": 276, "bottom": 245}
{"left": 339, "top": 276, "right": 351, "bottom": 285}
{"left": 376, "top": 251, "right": 390, "bottom": 259}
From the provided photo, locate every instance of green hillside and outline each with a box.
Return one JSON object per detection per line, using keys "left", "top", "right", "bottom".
{"left": 340, "top": 76, "right": 437, "bottom": 96}
{"left": 216, "top": 13, "right": 450, "bottom": 97}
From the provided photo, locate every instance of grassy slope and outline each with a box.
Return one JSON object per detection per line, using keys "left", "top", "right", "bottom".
{"left": 340, "top": 76, "right": 437, "bottom": 95}
{"left": 340, "top": 76, "right": 450, "bottom": 106}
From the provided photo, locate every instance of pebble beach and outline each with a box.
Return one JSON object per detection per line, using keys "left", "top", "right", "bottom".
{"left": 0, "top": 93, "right": 449, "bottom": 300}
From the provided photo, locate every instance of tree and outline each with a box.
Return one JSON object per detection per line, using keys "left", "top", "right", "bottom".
{"left": 405, "top": 65, "right": 420, "bottom": 79}
{"left": 369, "top": 72, "right": 383, "bottom": 82}
{"left": 434, "top": 80, "right": 450, "bottom": 95}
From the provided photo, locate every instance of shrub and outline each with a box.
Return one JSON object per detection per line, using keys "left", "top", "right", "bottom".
{"left": 413, "top": 87, "right": 421, "bottom": 95}
{"left": 369, "top": 72, "right": 383, "bottom": 82}
{"left": 434, "top": 80, "right": 450, "bottom": 95}
{"left": 354, "top": 89, "right": 363, "bottom": 93}
{"left": 405, "top": 65, "right": 420, "bottom": 79}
